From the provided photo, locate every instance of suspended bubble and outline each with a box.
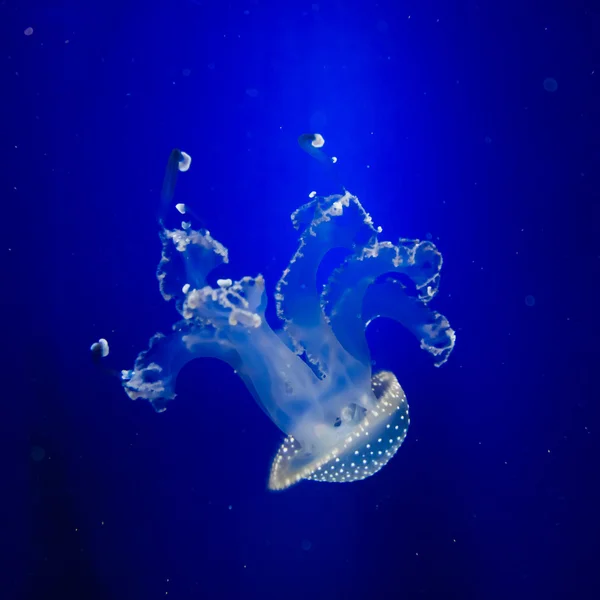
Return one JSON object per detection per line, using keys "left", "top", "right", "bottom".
{"left": 543, "top": 77, "right": 558, "bottom": 92}
{"left": 24, "top": 27, "right": 34, "bottom": 36}
{"left": 525, "top": 295, "right": 535, "bottom": 307}
{"left": 31, "top": 446, "right": 45, "bottom": 461}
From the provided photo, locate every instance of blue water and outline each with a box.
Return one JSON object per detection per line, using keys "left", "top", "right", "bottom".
{"left": 3, "top": 1, "right": 597, "bottom": 599}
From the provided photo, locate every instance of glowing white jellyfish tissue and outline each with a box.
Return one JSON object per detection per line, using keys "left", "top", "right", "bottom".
{"left": 90, "top": 338, "right": 109, "bottom": 358}
{"left": 178, "top": 151, "right": 192, "bottom": 172}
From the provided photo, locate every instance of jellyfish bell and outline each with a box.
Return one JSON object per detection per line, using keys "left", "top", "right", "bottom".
{"left": 178, "top": 151, "right": 192, "bottom": 172}
{"left": 268, "top": 371, "right": 409, "bottom": 490}
{"left": 309, "top": 133, "right": 325, "bottom": 149}
{"left": 298, "top": 133, "right": 330, "bottom": 163}
{"left": 90, "top": 338, "right": 109, "bottom": 360}
{"left": 90, "top": 337, "right": 123, "bottom": 380}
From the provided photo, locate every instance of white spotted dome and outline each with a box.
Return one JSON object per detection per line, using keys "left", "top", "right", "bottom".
{"left": 268, "top": 371, "right": 409, "bottom": 491}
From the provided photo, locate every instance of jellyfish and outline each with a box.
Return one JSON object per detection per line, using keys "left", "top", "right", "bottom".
{"left": 298, "top": 133, "right": 342, "bottom": 191}
{"left": 119, "top": 150, "right": 455, "bottom": 490}
{"left": 90, "top": 338, "right": 110, "bottom": 359}
{"left": 160, "top": 149, "right": 191, "bottom": 222}
{"left": 298, "top": 133, "right": 334, "bottom": 165}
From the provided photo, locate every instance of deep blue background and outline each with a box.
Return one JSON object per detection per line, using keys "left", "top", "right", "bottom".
{"left": 2, "top": 1, "right": 598, "bottom": 599}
